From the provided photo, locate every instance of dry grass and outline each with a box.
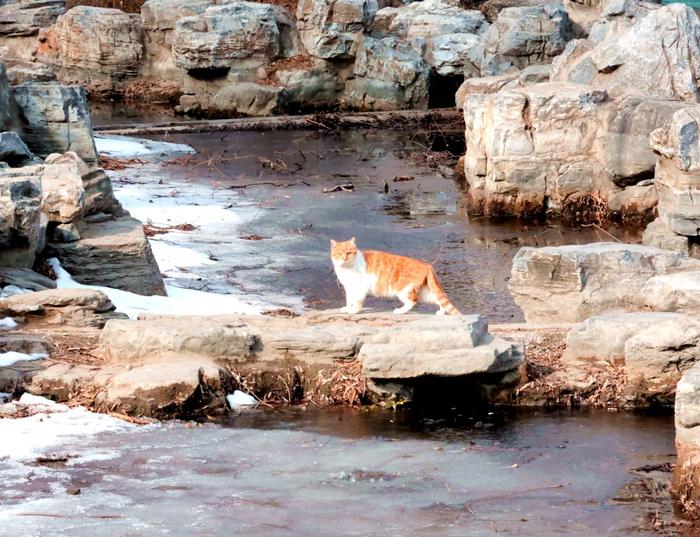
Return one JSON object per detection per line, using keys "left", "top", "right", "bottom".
{"left": 560, "top": 192, "right": 608, "bottom": 226}
{"left": 67, "top": 0, "right": 145, "bottom": 13}
{"left": 313, "top": 361, "right": 367, "bottom": 406}
{"left": 258, "top": 55, "right": 314, "bottom": 86}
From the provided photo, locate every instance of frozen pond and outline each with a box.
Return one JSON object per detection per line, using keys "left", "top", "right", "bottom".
{"left": 106, "top": 129, "right": 642, "bottom": 321}
{"left": 0, "top": 407, "right": 677, "bottom": 536}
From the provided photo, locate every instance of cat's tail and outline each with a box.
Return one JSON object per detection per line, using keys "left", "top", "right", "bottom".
{"left": 426, "top": 269, "right": 460, "bottom": 315}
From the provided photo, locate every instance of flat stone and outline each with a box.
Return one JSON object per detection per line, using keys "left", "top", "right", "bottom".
{"left": 510, "top": 242, "right": 700, "bottom": 323}
{"left": 46, "top": 215, "right": 166, "bottom": 296}
{"left": 0, "top": 267, "right": 56, "bottom": 291}
{"left": 0, "top": 287, "right": 126, "bottom": 327}
{"left": 642, "top": 271, "right": 700, "bottom": 314}
{"left": 563, "top": 311, "right": 688, "bottom": 364}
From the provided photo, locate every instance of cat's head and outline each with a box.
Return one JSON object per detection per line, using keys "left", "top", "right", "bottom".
{"left": 330, "top": 237, "right": 358, "bottom": 267}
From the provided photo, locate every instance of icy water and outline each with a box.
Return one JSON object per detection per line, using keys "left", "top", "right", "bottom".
{"left": 105, "top": 128, "right": 642, "bottom": 321}
{"left": 0, "top": 408, "right": 678, "bottom": 536}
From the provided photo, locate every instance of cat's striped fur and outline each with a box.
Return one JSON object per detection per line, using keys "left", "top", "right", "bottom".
{"left": 330, "top": 238, "right": 460, "bottom": 315}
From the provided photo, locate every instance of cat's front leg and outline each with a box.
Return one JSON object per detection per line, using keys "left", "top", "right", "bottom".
{"left": 344, "top": 288, "right": 367, "bottom": 315}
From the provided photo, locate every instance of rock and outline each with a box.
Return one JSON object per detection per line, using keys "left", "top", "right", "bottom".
{"left": 478, "top": 4, "right": 573, "bottom": 76}
{"left": 0, "top": 131, "right": 35, "bottom": 167}
{"left": 587, "top": 0, "right": 659, "bottom": 44}
{"left": 478, "top": 0, "right": 551, "bottom": 23}
{"left": 606, "top": 182, "right": 657, "bottom": 224}
{"left": 0, "top": 170, "right": 43, "bottom": 267}
{"left": 297, "top": 0, "right": 377, "bottom": 60}
{"left": 462, "top": 83, "right": 687, "bottom": 218}
{"left": 0, "top": 0, "right": 65, "bottom": 37}
{"left": 38, "top": 160, "right": 85, "bottom": 224}
{"left": 178, "top": 79, "right": 282, "bottom": 117}
{"left": 30, "top": 312, "right": 525, "bottom": 417}
{"left": 373, "top": 0, "right": 488, "bottom": 75}
{"left": 650, "top": 106, "right": 700, "bottom": 238}
{"left": 359, "top": 315, "right": 523, "bottom": 379}
{"left": 455, "top": 72, "right": 519, "bottom": 107}
{"left": 552, "top": 4, "right": 700, "bottom": 102}
{"left": 276, "top": 66, "right": 343, "bottom": 111}
{"left": 4, "top": 59, "right": 56, "bottom": 85}
{"left": 272, "top": 5, "right": 303, "bottom": 58}
{"left": 624, "top": 316, "right": 700, "bottom": 402}
{"left": 0, "top": 267, "right": 55, "bottom": 291}
{"left": 172, "top": 2, "right": 280, "bottom": 72}
{"left": 563, "top": 311, "right": 688, "bottom": 365}
{"left": 0, "top": 288, "right": 126, "bottom": 327}
{"left": 509, "top": 242, "right": 700, "bottom": 323}
{"left": 46, "top": 216, "right": 166, "bottom": 296}
{"left": 0, "top": 64, "right": 10, "bottom": 130}
{"left": 50, "top": 222, "right": 79, "bottom": 242}
{"left": 45, "top": 152, "right": 123, "bottom": 217}
{"left": 11, "top": 83, "right": 98, "bottom": 164}
{"left": 642, "top": 217, "right": 690, "bottom": 254}
{"left": 674, "top": 363, "right": 700, "bottom": 519}
{"left": 642, "top": 271, "right": 700, "bottom": 315}
{"left": 343, "top": 36, "right": 429, "bottom": 110}
{"left": 40, "top": 6, "right": 144, "bottom": 94}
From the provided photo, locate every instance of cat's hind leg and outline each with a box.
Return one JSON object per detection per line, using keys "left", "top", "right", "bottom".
{"left": 393, "top": 285, "right": 418, "bottom": 314}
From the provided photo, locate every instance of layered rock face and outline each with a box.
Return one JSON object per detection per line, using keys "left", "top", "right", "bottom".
{"left": 463, "top": 83, "right": 683, "bottom": 219}
{"left": 674, "top": 363, "right": 700, "bottom": 519}
{"left": 0, "top": 0, "right": 65, "bottom": 60}
{"left": 11, "top": 83, "right": 97, "bottom": 164}
{"left": 509, "top": 242, "right": 700, "bottom": 323}
{"left": 0, "top": 170, "right": 44, "bottom": 267}
{"left": 39, "top": 6, "right": 144, "bottom": 94}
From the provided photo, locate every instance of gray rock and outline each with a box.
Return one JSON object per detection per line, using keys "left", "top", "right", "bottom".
{"left": 642, "top": 271, "right": 700, "bottom": 315}
{"left": 179, "top": 79, "right": 282, "bottom": 117}
{"left": 0, "top": 63, "right": 10, "bottom": 130}
{"left": 0, "top": 131, "right": 35, "bottom": 167}
{"left": 40, "top": 6, "right": 144, "bottom": 94}
{"left": 11, "top": 83, "right": 98, "bottom": 164}
{"left": 343, "top": 36, "right": 429, "bottom": 110}
{"left": 563, "top": 311, "right": 688, "bottom": 365}
{"left": 172, "top": 2, "right": 280, "bottom": 71}
{"left": 0, "top": 287, "right": 126, "bottom": 327}
{"left": 46, "top": 216, "right": 166, "bottom": 296}
{"left": 587, "top": 0, "right": 659, "bottom": 44}
{"left": 553, "top": 4, "right": 700, "bottom": 102}
{"left": 277, "top": 67, "right": 343, "bottom": 111}
{"left": 4, "top": 59, "right": 56, "bottom": 85}
{"left": 0, "top": 266, "right": 56, "bottom": 291}
{"left": 0, "top": 170, "right": 43, "bottom": 267}
{"left": 479, "top": 4, "right": 573, "bottom": 76}
{"left": 509, "top": 242, "right": 700, "bottom": 323}
{"left": 0, "top": 0, "right": 65, "bottom": 37}
{"left": 642, "top": 217, "right": 690, "bottom": 254}
{"left": 51, "top": 222, "right": 80, "bottom": 242}
{"left": 624, "top": 316, "right": 700, "bottom": 401}
{"left": 297, "top": 0, "right": 377, "bottom": 59}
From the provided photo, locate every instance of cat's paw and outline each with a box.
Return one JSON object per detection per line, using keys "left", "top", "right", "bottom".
{"left": 340, "top": 306, "right": 351, "bottom": 314}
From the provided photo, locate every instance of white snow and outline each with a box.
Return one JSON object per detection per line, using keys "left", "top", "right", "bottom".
{"left": 0, "top": 317, "right": 17, "bottom": 330}
{"left": 48, "top": 258, "right": 262, "bottom": 318}
{"left": 227, "top": 390, "right": 258, "bottom": 409}
{"left": 0, "top": 394, "right": 131, "bottom": 461}
{"left": 94, "top": 135, "right": 195, "bottom": 158}
{"left": 0, "top": 351, "right": 47, "bottom": 367}
{"left": 0, "top": 284, "right": 30, "bottom": 298}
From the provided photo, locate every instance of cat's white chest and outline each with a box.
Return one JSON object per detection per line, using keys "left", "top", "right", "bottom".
{"left": 334, "top": 262, "right": 375, "bottom": 295}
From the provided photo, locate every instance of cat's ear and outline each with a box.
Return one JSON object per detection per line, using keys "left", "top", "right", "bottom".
{"left": 330, "top": 239, "right": 337, "bottom": 247}
{"left": 349, "top": 237, "right": 356, "bottom": 245}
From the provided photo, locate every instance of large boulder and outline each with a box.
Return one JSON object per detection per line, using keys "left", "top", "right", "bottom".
{"left": 586, "top": 0, "right": 659, "bottom": 44}
{"left": 11, "top": 83, "right": 97, "bottom": 164}
{"left": 0, "top": 288, "right": 126, "bottom": 327}
{"left": 373, "top": 0, "right": 488, "bottom": 76}
{"left": 462, "top": 82, "right": 687, "bottom": 218}
{"left": 478, "top": 4, "right": 573, "bottom": 76}
{"left": 0, "top": 170, "right": 43, "bottom": 267}
{"left": 172, "top": 2, "right": 280, "bottom": 72}
{"left": 0, "top": 266, "right": 55, "bottom": 291}
{"left": 674, "top": 363, "right": 700, "bottom": 519}
{"left": 46, "top": 216, "right": 166, "bottom": 296}
{"left": 552, "top": 4, "right": 700, "bottom": 102}
{"left": 650, "top": 105, "right": 700, "bottom": 238}
{"left": 178, "top": 78, "right": 282, "bottom": 117}
{"left": 642, "top": 271, "right": 700, "bottom": 315}
{"left": 36, "top": 159, "right": 85, "bottom": 225}
{"left": 0, "top": 0, "right": 65, "bottom": 37}
{"left": 343, "top": 36, "right": 429, "bottom": 110}
{"left": 39, "top": 6, "right": 144, "bottom": 94}
{"left": 509, "top": 242, "right": 700, "bottom": 323}
{"left": 297, "top": 0, "right": 377, "bottom": 60}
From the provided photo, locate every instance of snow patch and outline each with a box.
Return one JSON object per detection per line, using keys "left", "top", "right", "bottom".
{"left": 0, "top": 317, "right": 17, "bottom": 330}
{"left": 48, "top": 258, "right": 262, "bottom": 318}
{"left": 227, "top": 390, "right": 258, "bottom": 409}
{"left": 1, "top": 285, "right": 30, "bottom": 298}
{"left": 0, "top": 394, "right": 132, "bottom": 461}
{"left": 0, "top": 351, "right": 47, "bottom": 367}
{"left": 94, "top": 135, "right": 195, "bottom": 158}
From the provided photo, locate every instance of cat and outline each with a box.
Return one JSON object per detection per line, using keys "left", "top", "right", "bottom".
{"left": 330, "top": 237, "right": 460, "bottom": 316}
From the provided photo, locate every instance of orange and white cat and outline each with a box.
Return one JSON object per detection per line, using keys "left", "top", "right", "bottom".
{"left": 330, "top": 237, "right": 460, "bottom": 316}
